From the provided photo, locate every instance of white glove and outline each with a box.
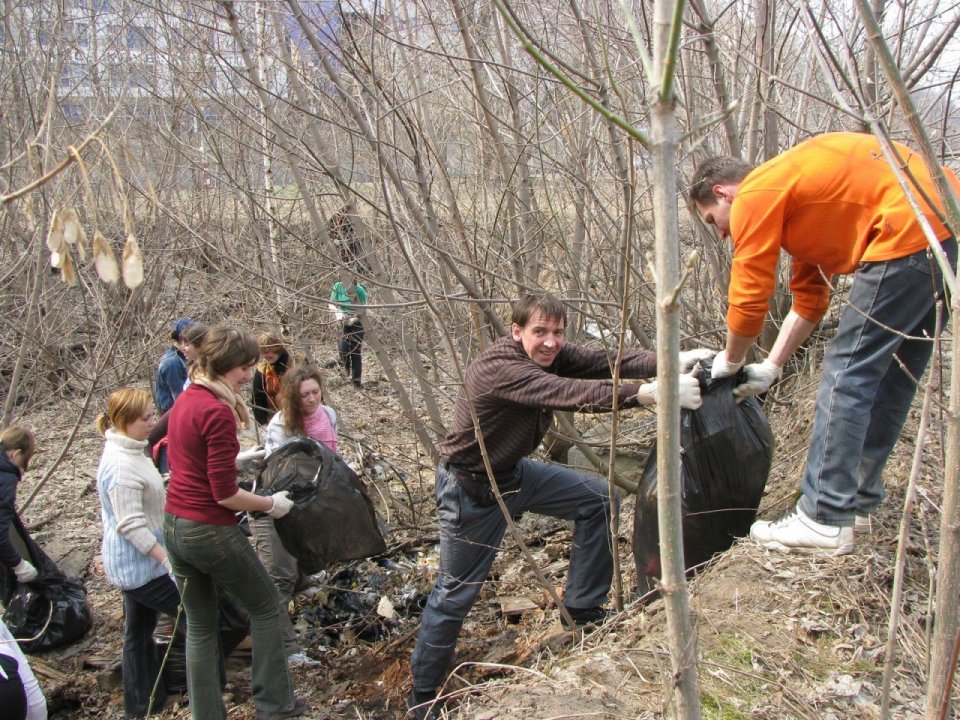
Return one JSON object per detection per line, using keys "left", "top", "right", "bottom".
{"left": 13, "top": 559, "right": 38, "bottom": 583}
{"left": 636, "top": 368, "right": 703, "bottom": 410}
{"left": 679, "top": 348, "right": 715, "bottom": 373}
{"left": 711, "top": 349, "right": 745, "bottom": 379}
{"left": 161, "top": 558, "right": 173, "bottom": 575}
{"left": 236, "top": 447, "right": 267, "bottom": 471}
{"left": 733, "top": 359, "right": 783, "bottom": 400}
{"left": 266, "top": 491, "right": 294, "bottom": 519}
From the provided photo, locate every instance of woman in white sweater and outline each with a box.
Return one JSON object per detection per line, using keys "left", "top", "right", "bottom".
{"left": 96, "top": 388, "right": 185, "bottom": 718}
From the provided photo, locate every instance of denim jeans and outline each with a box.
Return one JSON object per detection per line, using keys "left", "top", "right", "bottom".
{"left": 163, "top": 514, "right": 296, "bottom": 720}
{"left": 121, "top": 574, "right": 184, "bottom": 719}
{"left": 249, "top": 514, "right": 301, "bottom": 655}
{"left": 799, "top": 240, "right": 956, "bottom": 526}
{"left": 410, "top": 459, "right": 617, "bottom": 693}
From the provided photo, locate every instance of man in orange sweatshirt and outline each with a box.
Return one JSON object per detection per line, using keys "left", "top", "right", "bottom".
{"left": 690, "top": 131, "right": 958, "bottom": 555}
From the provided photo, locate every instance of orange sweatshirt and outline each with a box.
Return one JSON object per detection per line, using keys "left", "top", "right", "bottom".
{"left": 727, "top": 132, "right": 959, "bottom": 337}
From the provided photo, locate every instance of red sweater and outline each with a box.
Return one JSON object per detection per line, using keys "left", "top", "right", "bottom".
{"left": 164, "top": 384, "right": 240, "bottom": 526}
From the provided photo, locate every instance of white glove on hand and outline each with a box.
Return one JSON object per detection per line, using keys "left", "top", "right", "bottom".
{"left": 161, "top": 558, "right": 173, "bottom": 575}
{"left": 733, "top": 359, "right": 783, "bottom": 400}
{"left": 679, "top": 348, "right": 715, "bottom": 373}
{"left": 711, "top": 349, "right": 746, "bottom": 379}
{"left": 678, "top": 369, "right": 703, "bottom": 410}
{"left": 636, "top": 368, "right": 703, "bottom": 411}
{"left": 266, "top": 491, "right": 294, "bottom": 519}
{"left": 236, "top": 447, "right": 267, "bottom": 471}
{"left": 13, "top": 559, "right": 38, "bottom": 583}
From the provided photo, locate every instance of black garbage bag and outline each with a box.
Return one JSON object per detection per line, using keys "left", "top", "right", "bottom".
{"left": 257, "top": 438, "right": 386, "bottom": 574}
{"left": 633, "top": 359, "right": 774, "bottom": 597}
{"left": 2, "top": 527, "right": 92, "bottom": 653}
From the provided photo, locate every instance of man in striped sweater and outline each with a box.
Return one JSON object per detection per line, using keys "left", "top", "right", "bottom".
{"left": 407, "top": 293, "right": 706, "bottom": 719}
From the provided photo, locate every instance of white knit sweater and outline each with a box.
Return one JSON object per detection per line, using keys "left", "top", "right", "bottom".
{"left": 96, "top": 429, "right": 166, "bottom": 590}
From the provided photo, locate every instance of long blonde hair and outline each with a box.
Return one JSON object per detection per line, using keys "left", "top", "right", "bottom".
{"left": 96, "top": 388, "right": 152, "bottom": 436}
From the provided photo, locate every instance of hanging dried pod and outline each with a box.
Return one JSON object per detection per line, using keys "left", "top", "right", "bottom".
{"left": 46, "top": 208, "right": 66, "bottom": 253}
{"left": 121, "top": 234, "right": 144, "bottom": 288}
{"left": 62, "top": 208, "right": 80, "bottom": 245}
{"left": 60, "top": 207, "right": 89, "bottom": 261}
{"left": 76, "top": 224, "right": 88, "bottom": 261}
{"left": 61, "top": 248, "right": 77, "bottom": 287}
{"left": 93, "top": 231, "right": 119, "bottom": 283}
{"left": 50, "top": 250, "right": 65, "bottom": 269}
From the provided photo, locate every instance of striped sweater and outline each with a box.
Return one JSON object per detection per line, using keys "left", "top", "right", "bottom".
{"left": 438, "top": 336, "right": 656, "bottom": 473}
{"left": 96, "top": 430, "right": 167, "bottom": 590}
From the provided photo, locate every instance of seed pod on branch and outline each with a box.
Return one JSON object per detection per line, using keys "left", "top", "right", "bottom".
{"left": 46, "top": 208, "right": 66, "bottom": 253}
{"left": 61, "top": 207, "right": 88, "bottom": 261}
{"left": 93, "top": 231, "right": 119, "bottom": 283}
{"left": 121, "top": 234, "right": 143, "bottom": 288}
{"left": 61, "top": 249, "right": 77, "bottom": 287}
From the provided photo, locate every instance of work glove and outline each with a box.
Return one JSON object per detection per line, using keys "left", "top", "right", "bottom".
{"left": 679, "top": 348, "right": 715, "bottom": 373}
{"left": 733, "top": 358, "right": 783, "bottom": 401}
{"left": 710, "top": 349, "right": 745, "bottom": 379}
{"left": 636, "top": 367, "right": 703, "bottom": 410}
{"left": 266, "top": 490, "right": 295, "bottom": 520}
{"left": 13, "top": 559, "right": 38, "bottom": 583}
{"left": 236, "top": 447, "right": 266, "bottom": 471}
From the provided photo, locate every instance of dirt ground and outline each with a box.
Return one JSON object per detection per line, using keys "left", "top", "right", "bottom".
{"left": 10, "top": 361, "right": 945, "bottom": 719}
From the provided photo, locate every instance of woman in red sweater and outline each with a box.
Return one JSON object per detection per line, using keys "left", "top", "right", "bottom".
{"left": 163, "top": 326, "right": 306, "bottom": 720}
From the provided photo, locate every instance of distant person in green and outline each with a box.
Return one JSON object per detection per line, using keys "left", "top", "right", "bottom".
{"left": 329, "top": 280, "right": 367, "bottom": 388}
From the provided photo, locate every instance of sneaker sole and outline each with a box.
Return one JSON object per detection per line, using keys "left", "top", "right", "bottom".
{"left": 755, "top": 538, "right": 855, "bottom": 557}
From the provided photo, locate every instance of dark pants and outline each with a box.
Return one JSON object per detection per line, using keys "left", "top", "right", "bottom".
{"left": 339, "top": 322, "right": 364, "bottom": 385}
{"left": 122, "top": 574, "right": 185, "bottom": 719}
{"left": 164, "top": 515, "right": 296, "bottom": 720}
{"left": 410, "top": 459, "right": 617, "bottom": 693}
{"left": 799, "top": 240, "right": 956, "bottom": 525}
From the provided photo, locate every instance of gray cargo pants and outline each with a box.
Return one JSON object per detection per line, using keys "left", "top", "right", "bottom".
{"left": 410, "top": 458, "right": 617, "bottom": 693}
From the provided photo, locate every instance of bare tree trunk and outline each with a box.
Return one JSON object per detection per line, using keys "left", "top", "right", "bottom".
{"left": 651, "top": 0, "right": 701, "bottom": 715}
{"left": 254, "top": 0, "right": 286, "bottom": 333}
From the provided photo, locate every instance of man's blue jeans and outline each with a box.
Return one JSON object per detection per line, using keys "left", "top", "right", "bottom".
{"left": 799, "top": 240, "right": 956, "bottom": 526}
{"left": 163, "top": 514, "right": 296, "bottom": 720}
{"left": 410, "top": 458, "right": 617, "bottom": 693}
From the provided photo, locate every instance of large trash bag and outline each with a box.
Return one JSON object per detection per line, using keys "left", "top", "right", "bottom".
{"left": 2, "top": 526, "right": 92, "bottom": 653}
{"left": 257, "top": 438, "right": 386, "bottom": 574}
{"left": 633, "top": 358, "right": 774, "bottom": 597}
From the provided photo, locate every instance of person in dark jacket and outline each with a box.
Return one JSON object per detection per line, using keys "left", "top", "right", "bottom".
{"left": 155, "top": 317, "right": 193, "bottom": 414}
{"left": 0, "top": 427, "right": 39, "bottom": 597}
{"left": 407, "top": 294, "right": 709, "bottom": 719}
{"left": 251, "top": 331, "right": 290, "bottom": 427}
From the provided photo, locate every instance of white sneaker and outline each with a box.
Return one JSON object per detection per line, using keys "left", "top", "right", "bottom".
{"left": 854, "top": 514, "right": 872, "bottom": 535}
{"left": 287, "top": 651, "right": 323, "bottom": 668}
{"left": 750, "top": 506, "right": 854, "bottom": 556}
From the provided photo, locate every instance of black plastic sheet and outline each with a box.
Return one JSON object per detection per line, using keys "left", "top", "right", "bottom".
{"left": 633, "top": 360, "right": 774, "bottom": 597}
{"left": 257, "top": 438, "right": 386, "bottom": 574}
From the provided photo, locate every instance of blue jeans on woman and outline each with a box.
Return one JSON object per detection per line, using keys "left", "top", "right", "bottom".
{"left": 163, "top": 514, "right": 296, "bottom": 720}
{"left": 121, "top": 574, "right": 185, "bottom": 718}
{"left": 799, "top": 240, "right": 956, "bottom": 526}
